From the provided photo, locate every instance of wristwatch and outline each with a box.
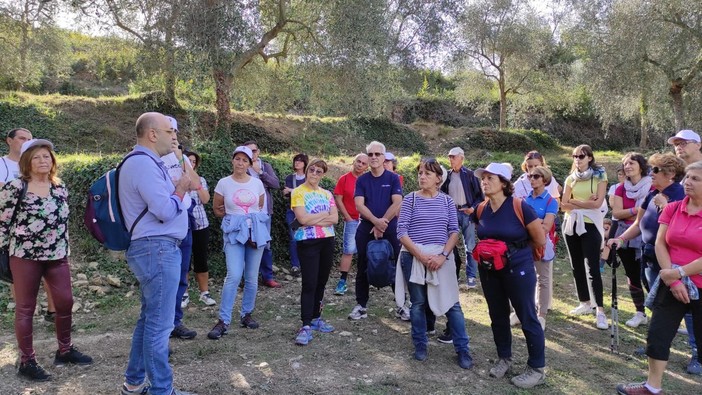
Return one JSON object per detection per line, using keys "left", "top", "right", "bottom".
{"left": 677, "top": 266, "right": 686, "bottom": 279}
{"left": 440, "top": 251, "right": 449, "bottom": 258}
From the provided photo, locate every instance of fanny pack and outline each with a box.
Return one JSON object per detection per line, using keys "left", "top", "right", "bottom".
{"left": 473, "top": 239, "right": 510, "bottom": 271}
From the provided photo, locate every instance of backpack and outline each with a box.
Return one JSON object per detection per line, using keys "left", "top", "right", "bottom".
{"left": 476, "top": 197, "right": 546, "bottom": 262}
{"left": 366, "top": 239, "right": 395, "bottom": 288}
{"left": 84, "top": 152, "right": 159, "bottom": 251}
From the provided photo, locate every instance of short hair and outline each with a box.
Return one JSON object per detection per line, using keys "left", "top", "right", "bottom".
{"left": 520, "top": 151, "right": 547, "bottom": 172}
{"left": 366, "top": 141, "right": 386, "bottom": 153}
{"left": 306, "top": 158, "right": 328, "bottom": 173}
{"left": 354, "top": 153, "right": 368, "bottom": 162}
{"left": 621, "top": 152, "right": 649, "bottom": 178}
{"left": 183, "top": 150, "right": 201, "bottom": 170}
{"left": 243, "top": 140, "right": 258, "bottom": 148}
{"left": 648, "top": 152, "right": 686, "bottom": 182}
{"left": 530, "top": 166, "right": 553, "bottom": 185}
{"left": 6, "top": 128, "right": 30, "bottom": 139}
{"left": 135, "top": 112, "right": 161, "bottom": 138}
{"left": 685, "top": 160, "right": 702, "bottom": 175}
{"left": 293, "top": 153, "right": 309, "bottom": 169}
{"left": 19, "top": 143, "right": 60, "bottom": 185}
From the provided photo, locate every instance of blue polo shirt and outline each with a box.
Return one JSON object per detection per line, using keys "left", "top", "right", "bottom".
{"left": 639, "top": 182, "right": 684, "bottom": 244}
{"left": 525, "top": 190, "right": 558, "bottom": 220}
{"left": 354, "top": 170, "right": 402, "bottom": 224}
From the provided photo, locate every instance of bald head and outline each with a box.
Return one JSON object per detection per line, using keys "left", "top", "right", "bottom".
{"left": 136, "top": 112, "right": 166, "bottom": 138}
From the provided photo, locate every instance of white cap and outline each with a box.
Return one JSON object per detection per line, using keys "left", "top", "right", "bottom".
{"left": 667, "top": 129, "right": 700, "bottom": 144}
{"left": 384, "top": 152, "right": 396, "bottom": 161}
{"left": 475, "top": 162, "right": 512, "bottom": 181}
{"left": 232, "top": 146, "right": 253, "bottom": 163}
{"left": 166, "top": 115, "right": 178, "bottom": 131}
{"left": 20, "top": 139, "right": 54, "bottom": 156}
{"left": 448, "top": 147, "right": 464, "bottom": 156}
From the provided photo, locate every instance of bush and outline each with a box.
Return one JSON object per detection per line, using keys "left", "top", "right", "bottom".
{"left": 449, "top": 127, "right": 557, "bottom": 153}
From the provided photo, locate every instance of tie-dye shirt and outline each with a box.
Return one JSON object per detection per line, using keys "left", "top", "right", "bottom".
{"left": 291, "top": 183, "right": 336, "bottom": 241}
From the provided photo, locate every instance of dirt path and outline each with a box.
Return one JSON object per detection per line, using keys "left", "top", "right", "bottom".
{"left": 1, "top": 262, "right": 700, "bottom": 395}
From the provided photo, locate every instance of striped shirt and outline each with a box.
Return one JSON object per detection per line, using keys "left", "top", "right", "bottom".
{"left": 397, "top": 192, "right": 459, "bottom": 245}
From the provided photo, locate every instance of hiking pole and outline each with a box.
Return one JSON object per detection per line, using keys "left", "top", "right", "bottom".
{"left": 607, "top": 245, "right": 620, "bottom": 353}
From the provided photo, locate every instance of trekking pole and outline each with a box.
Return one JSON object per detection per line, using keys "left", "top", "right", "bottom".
{"left": 607, "top": 245, "right": 620, "bottom": 353}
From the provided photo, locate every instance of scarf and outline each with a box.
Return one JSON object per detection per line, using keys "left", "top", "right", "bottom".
{"left": 570, "top": 167, "right": 594, "bottom": 188}
{"left": 624, "top": 176, "right": 652, "bottom": 206}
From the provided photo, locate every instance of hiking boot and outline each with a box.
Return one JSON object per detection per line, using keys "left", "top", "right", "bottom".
{"left": 626, "top": 312, "right": 648, "bottom": 328}
{"left": 414, "top": 344, "right": 427, "bottom": 361}
{"left": 570, "top": 303, "right": 595, "bottom": 315}
{"left": 171, "top": 324, "right": 197, "bottom": 339}
{"left": 180, "top": 294, "right": 190, "bottom": 309}
{"left": 240, "top": 313, "right": 260, "bottom": 329}
{"left": 509, "top": 312, "right": 521, "bottom": 327}
{"left": 511, "top": 366, "right": 546, "bottom": 388}
{"left": 262, "top": 279, "right": 282, "bottom": 288}
{"left": 290, "top": 266, "right": 301, "bottom": 278}
{"left": 466, "top": 277, "right": 477, "bottom": 289}
{"left": 310, "top": 317, "right": 335, "bottom": 333}
{"left": 395, "top": 306, "right": 410, "bottom": 321}
{"left": 687, "top": 349, "right": 701, "bottom": 375}
{"left": 54, "top": 346, "right": 93, "bottom": 366}
{"left": 18, "top": 359, "right": 51, "bottom": 381}
{"left": 199, "top": 292, "right": 216, "bottom": 306}
{"left": 295, "top": 326, "right": 312, "bottom": 346}
{"left": 437, "top": 327, "right": 453, "bottom": 344}
{"left": 121, "top": 379, "right": 151, "bottom": 395}
{"left": 207, "top": 320, "right": 229, "bottom": 340}
{"left": 616, "top": 382, "right": 662, "bottom": 395}
{"left": 596, "top": 312, "right": 609, "bottom": 330}
{"left": 457, "top": 351, "right": 473, "bottom": 369}
{"left": 334, "top": 279, "right": 348, "bottom": 295}
{"left": 348, "top": 304, "right": 368, "bottom": 320}
{"left": 489, "top": 358, "right": 512, "bottom": 378}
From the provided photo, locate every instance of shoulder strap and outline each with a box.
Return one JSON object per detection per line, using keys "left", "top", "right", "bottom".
{"left": 476, "top": 199, "right": 489, "bottom": 220}
{"left": 1, "top": 158, "right": 8, "bottom": 183}
{"left": 116, "top": 151, "right": 161, "bottom": 233}
{"left": 513, "top": 197, "right": 525, "bottom": 227}
{"left": 9, "top": 181, "right": 28, "bottom": 228}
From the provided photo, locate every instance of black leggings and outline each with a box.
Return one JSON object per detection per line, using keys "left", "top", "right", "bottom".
{"left": 565, "top": 222, "right": 604, "bottom": 307}
{"left": 617, "top": 247, "right": 645, "bottom": 313}
{"left": 297, "top": 237, "right": 335, "bottom": 326}
{"left": 191, "top": 227, "right": 210, "bottom": 273}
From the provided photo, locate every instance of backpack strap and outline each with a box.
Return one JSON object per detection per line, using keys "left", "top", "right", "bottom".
{"left": 475, "top": 199, "right": 489, "bottom": 220}
{"left": 116, "top": 151, "right": 163, "bottom": 234}
{"left": 512, "top": 197, "right": 525, "bottom": 228}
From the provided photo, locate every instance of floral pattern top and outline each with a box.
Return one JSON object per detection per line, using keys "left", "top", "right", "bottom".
{"left": 0, "top": 178, "right": 70, "bottom": 261}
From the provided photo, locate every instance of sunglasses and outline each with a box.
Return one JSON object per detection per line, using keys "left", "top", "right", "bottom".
{"left": 572, "top": 154, "right": 587, "bottom": 160}
{"left": 308, "top": 168, "right": 324, "bottom": 175}
{"left": 368, "top": 152, "right": 384, "bottom": 157}
{"left": 528, "top": 174, "right": 543, "bottom": 180}
{"left": 651, "top": 166, "right": 664, "bottom": 174}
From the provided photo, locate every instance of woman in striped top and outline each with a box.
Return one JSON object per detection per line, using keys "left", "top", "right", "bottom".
{"left": 396, "top": 158, "right": 473, "bottom": 369}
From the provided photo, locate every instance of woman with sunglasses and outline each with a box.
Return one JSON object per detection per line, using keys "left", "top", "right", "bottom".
{"left": 514, "top": 151, "right": 561, "bottom": 200}
{"left": 606, "top": 153, "right": 654, "bottom": 328}
{"left": 283, "top": 153, "right": 309, "bottom": 278}
{"left": 291, "top": 159, "right": 338, "bottom": 346}
{"left": 561, "top": 145, "right": 609, "bottom": 330}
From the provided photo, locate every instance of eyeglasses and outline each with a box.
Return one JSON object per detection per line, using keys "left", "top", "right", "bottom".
{"left": 673, "top": 140, "right": 693, "bottom": 148}
{"left": 528, "top": 174, "right": 543, "bottom": 180}
{"left": 368, "top": 152, "right": 384, "bottom": 157}
{"left": 308, "top": 168, "right": 324, "bottom": 175}
{"left": 572, "top": 154, "right": 587, "bottom": 160}
{"left": 651, "top": 166, "right": 664, "bottom": 174}
{"left": 251, "top": 148, "right": 260, "bottom": 153}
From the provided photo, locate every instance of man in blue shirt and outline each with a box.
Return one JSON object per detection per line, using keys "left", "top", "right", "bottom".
{"left": 348, "top": 141, "right": 403, "bottom": 320}
{"left": 119, "top": 112, "right": 196, "bottom": 395}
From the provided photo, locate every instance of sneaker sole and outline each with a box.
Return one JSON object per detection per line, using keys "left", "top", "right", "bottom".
{"left": 437, "top": 339, "right": 453, "bottom": 344}
{"left": 348, "top": 314, "right": 367, "bottom": 320}
{"left": 334, "top": 290, "right": 347, "bottom": 295}
{"left": 18, "top": 372, "right": 51, "bottom": 382}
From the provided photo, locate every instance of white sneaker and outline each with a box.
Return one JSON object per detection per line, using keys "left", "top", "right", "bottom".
{"left": 199, "top": 292, "right": 216, "bottom": 306}
{"left": 596, "top": 312, "right": 608, "bottom": 330}
{"left": 625, "top": 312, "right": 647, "bottom": 328}
{"left": 569, "top": 303, "right": 594, "bottom": 316}
{"left": 538, "top": 316, "right": 546, "bottom": 330}
{"left": 180, "top": 294, "right": 190, "bottom": 309}
{"left": 395, "top": 306, "right": 410, "bottom": 321}
{"left": 509, "top": 312, "right": 521, "bottom": 327}
{"left": 348, "top": 304, "right": 368, "bottom": 320}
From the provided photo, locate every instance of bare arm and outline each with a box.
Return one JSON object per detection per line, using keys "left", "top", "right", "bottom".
{"left": 527, "top": 219, "right": 546, "bottom": 247}
{"left": 542, "top": 213, "right": 556, "bottom": 233}
{"left": 335, "top": 194, "right": 353, "bottom": 221}
{"left": 213, "top": 193, "right": 225, "bottom": 218}
{"left": 608, "top": 208, "right": 643, "bottom": 247}
{"left": 610, "top": 195, "right": 635, "bottom": 220}
{"left": 560, "top": 183, "right": 575, "bottom": 211}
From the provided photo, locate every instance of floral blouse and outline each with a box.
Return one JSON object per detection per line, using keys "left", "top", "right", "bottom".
{"left": 0, "top": 178, "right": 70, "bottom": 261}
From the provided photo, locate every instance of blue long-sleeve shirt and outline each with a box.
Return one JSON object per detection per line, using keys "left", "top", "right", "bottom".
{"left": 118, "top": 145, "right": 188, "bottom": 240}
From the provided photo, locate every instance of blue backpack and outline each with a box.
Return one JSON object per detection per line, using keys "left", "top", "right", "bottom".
{"left": 366, "top": 239, "right": 395, "bottom": 288}
{"left": 84, "top": 152, "right": 159, "bottom": 251}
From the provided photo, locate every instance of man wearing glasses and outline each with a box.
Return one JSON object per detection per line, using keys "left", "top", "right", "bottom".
{"left": 348, "top": 141, "right": 403, "bottom": 320}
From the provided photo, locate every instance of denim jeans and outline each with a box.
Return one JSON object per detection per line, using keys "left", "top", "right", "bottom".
{"left": 124, "top": 237, "right": 181, "bottom": 395}
{"left": 219, "top": 240, "right": 265, "bottom": 325}
{"left": 259, "top": 218, "right": 275, "bottom": 280}
{"left": 174, "top": 229, "right": 192, "bottom": 327}
{"left": 342, "top": 219, "right": 359, "bottom": 254}
{"left": 457, "top": 211, "right": 478, "bottom": 279}
{"left": 285, "top": 209, "right": 300, "bottom": 268}
{"left": 400, "top": 252, "right": 436, "bottom": 332}
{"left": 408, "top": 281, "right": 469, "bottom": 354}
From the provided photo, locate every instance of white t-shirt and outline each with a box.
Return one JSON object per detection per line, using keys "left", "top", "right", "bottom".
{"left": 0, "top": 157, "right": 20, "bottom": 184}
{"left": 214, "top": 176, "right": 265, "bottom": 216}
{"left": 514, "top": 172, "right": 561, "bottom": 199}
{"left": 161, "top": 153, "right": 192, "bottom": 208}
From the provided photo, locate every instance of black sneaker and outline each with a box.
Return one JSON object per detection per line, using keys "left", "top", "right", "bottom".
{"left": 290, "top": 266, "right": 301, "bottom": 278}
{"left": 240, "top": 313, "right": 259, "bottom": 329}
{"left": 208, "top": 320, "right": 229, "bottom": 340}
{"left": 18, "top": 359, "right": 51, "bottom": 381}
{"left": 437, "top": 327, "right": 453, "bottom": 344}
{"left": 170, "top": 324, "right": 197, "bottom": 339}
{"left": 44, "top": 311, "right": 56, "bottom": 323}
{"left": 54, "top": 346, "right": 93, "bottom": 366}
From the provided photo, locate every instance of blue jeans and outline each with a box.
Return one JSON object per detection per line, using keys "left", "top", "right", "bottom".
{"left": 259, "top": 218, "right": 275, "bottom": 281}
{"left": 124, "top": 237, "right": 181, "bottom": 395}
{"left": 286, "top": 209, "right": 300, "bottom": 269}
{"left": 479, "top": 261, "right": 546, "bottom": 369}
{"left": 219, "top": 241, "right": 265, "bottom": 325}
{"left": 400, "top": 252, "right": 436, "bottom": 331}
{"left": 174, "top": 229, "right": 192, "bottom": 327}
{"left": 457, "top": 211, "right": 478, "bottom": 279}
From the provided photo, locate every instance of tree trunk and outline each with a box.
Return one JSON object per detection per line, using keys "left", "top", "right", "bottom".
{"left": 638, "top": 93, "right": 649, "bottom": 149}
{"left": 163, "top": 34, "right": 177, "bottom": 107}
{"left": 670, "top": 78, "right": 685, "bottom": 132}
{"left": 498, "top": 75, "right": 507, "bottom": 130}
{"left": 213, "top": 66, "right": 232, "bottom": 128}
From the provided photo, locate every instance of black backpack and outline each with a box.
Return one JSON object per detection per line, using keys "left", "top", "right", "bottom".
{"left": 366, "top": 239, "right": 395, "bottom": 288}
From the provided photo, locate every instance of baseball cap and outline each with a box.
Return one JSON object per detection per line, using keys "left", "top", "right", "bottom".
{"left": 667, "top": 129, "right": 700, "bottom": 144}
{"left": 448, "top": 147, "right": 464, "bottom": 156}
{"left": 166, "top": 115, "right": 178, "bottom": 132}
{"left": 475, "top": 162, "right": 512, "bottom": 181}
{"left": 232, "top": 146, "right": 253, "bottom": 163}
{"left": 20, "top": 139, "right": 54, "bottom": 156}
{"left": 384, "top": 152, "right": 396, "bottom": 161}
